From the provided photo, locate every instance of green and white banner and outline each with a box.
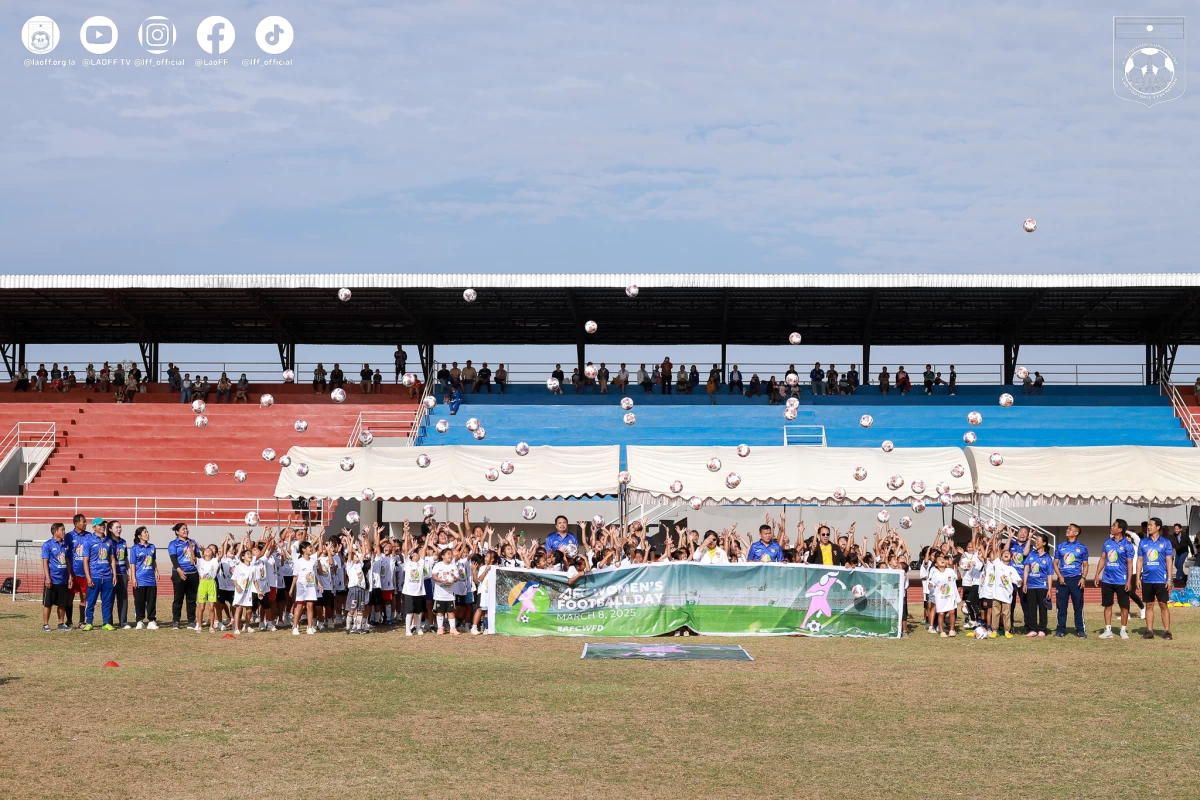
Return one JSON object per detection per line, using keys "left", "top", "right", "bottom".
{"left": 488, "top": 563, "right": 904, "bottom": 638}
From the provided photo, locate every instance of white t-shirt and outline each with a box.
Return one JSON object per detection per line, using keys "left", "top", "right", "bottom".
{"left": 431, "top": 561, "right": 457, "bottom": 602}
{"left": 232, "top": 562, "right": 255, "bottom": 593}
{"left": 477, "top": 564, "right": 494, "bottom": 609}
{"left": 331, "top": 553, "right": 345, "bottom": 592}
{"left": 280, "top": 541, "right": 298, "bottom": 577}
{"left": 197, "top": 557, "right": 219, "bottom": 581}
{"left": 345, "top": 558, "right": 366, "bottom": 589}
{"left": 401, "top": 556, "right": 431, "bottom": 596}
{"left": 919, "top": 560, "right": 932, "bottom": 596}
{"left": 216, "top": 557, "right": 236, "bottom": 591}
{"left": 294, "top": 556, "right": 318, "bottom": 591}
{"left": 252, "top": 557, "right": 270, "bottom": 594}
{"left": 273, "top": 552, "right": 285, "bottom": 589}
{"left": 695, "top": 547, "right": 729, "bottom": 564}
{"left": 929, "top": 567, "right": 959, "bottom": 612}
{"left": 959, "top": 552, "right": 983, "bottom": 587}
{"left": 991, "top": 560, "right": 1021, "bottom": 604}
{"left": 979, "top": 560, "right": 995, "bottom": 600}
{"left": 316, "top": 555, "right": 333, "bottom": 592}
{"left": 378, "top": 554, "right": 396, "bottom": 591}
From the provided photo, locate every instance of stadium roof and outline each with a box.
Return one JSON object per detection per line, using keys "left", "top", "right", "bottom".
{"left": 2, "top": 272, "right": 1200, "bottom": 348}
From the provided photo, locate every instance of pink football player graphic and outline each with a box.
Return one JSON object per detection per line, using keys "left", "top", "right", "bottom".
{"left": 801, "top": 572, "right": 847, "bottom": 631}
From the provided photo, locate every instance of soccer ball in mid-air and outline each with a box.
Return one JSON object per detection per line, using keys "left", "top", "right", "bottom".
{"left": 435, "top": 419, "right": 449, "bottom": 434}
{"left": 789, "top": 332, "right": 802, "bottom": 345}
{"left": 951, "top": 464, "right": 965, "bottom": 478}
{"left": 584, "top": 364, "right": 597, "bottom": 379}
{"left": 859, "top": 414, "right": 873, "bottom": 428}
{"left": 262, "top": 448, "right": 276, "bottom": 462}
{"left": 999, "top": 393, "right": 1014, "bottom": 408}
{"left": 989, "top": 452, "right": 1004, "bottom": 467}
{"left": 881, "top": 440, "right": 894, "bottom": 453}
{"left": 294, "top": 420, "right": 308, "bottom": 433}
{"left": 338, "top": 288, "right": 352, "bottom": 302}
{"left": 853, "top": 467, "right": 867, "bottom": 481}
{"left": 1023, "top": 218, "right": 1036, "bottom": 233}
{"left": 331, "top": 388, "right": 346, "bottom": 403}
{"left": 963, "top": 431, "right": 977, "bottom": 445}
{"left": 346, "top": 511, "right": 359, "bottom": 524}
{"left": 546, "top": 378, "right": 560, "bottom": 392}
{"left": 463, "top": 288, "right": 477, "bottom": 302}
{"left": 340, "top": 457, "right": 355, "bottom": 472}
{"left": 851, "top": 585, "right": 865, "bottom": 599}
{"left": 620, "top": 397, "right": 634, "bottom": 411}
{"left": 967, "top": 411, "right": 982, "bottom": 426}
{"left": 725, "top": 472, "right": 741, "bottom": 489}
{"left": 706, "top": 457, "right": 721, "bottom": 472}
{"left": 584, "top": 320, "right": 598, "bottom": 334}
{"left": 1015, "top": 366, "right": 1029, "bottom": 380}
{"left": 245, "top": 512, "right": 260, "bottom": 526}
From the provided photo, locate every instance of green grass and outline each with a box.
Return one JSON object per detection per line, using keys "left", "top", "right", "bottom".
{"left": 2, "top": 602, "right": 1199, "bottom": 799}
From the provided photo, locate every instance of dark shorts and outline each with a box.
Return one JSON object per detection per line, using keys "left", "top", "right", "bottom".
{"left": 43, "top": 583, "right": 70, "bottom": 609}
{"left": 1143, "top": 583, "right": 1170, "bottom": 604}
{"left": 369, "top": 588, "right": 383, "bottom": 606}
{"left": 318, "top": 590, "right": 335, "bottom": 610}
{"left": 403, "top": 593, "right": 426, "bottom": 614}
{"left": 217, "top": 589, "right": 234, "bottom": 604}
{"left": 980, "top": 598, "right": 993, "bottom": 610}
{"left": 252, "top": 591, "right": 271, "bottom": 611}
{"left": 424, "top": 578, "right": 434, "bottom": 601}
{"left": 336, "top": 589, "right": 348, "bottom": 597}
{"left": 432, "top": 599, "right": 455, "bottom": 614}
{"left": 1101, "top": 582, "right": 1130, "bottom": 609}
{"left": 454, "top": 593, "right": 473, "bottom": 608}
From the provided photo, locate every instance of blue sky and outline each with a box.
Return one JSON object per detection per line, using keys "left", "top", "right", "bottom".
{"left": 2, "top": 1, "right": 1197, "bottom": 376}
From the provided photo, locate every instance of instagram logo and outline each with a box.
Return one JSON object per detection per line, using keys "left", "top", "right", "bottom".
{"left": 138, "top": 16, "right": 176, "bottom": 54}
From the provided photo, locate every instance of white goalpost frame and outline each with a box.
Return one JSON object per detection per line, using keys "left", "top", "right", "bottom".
{"left": 11, "top": 539, "right": 46, "bottom": 601}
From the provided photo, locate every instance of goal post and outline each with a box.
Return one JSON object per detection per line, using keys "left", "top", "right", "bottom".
{"left": 8, "top": 539, "right": 45, "bottom": 601}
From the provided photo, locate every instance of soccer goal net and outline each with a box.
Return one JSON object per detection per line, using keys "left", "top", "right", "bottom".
{"left": 6, "top": 539, "right": 45, "bottom": 601}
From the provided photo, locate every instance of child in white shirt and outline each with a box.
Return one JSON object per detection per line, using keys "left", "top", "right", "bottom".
{"left": 401, "top": 548, "right": 432, "bottom": 637}
{"left": 430, "top": 548, "right": 460, "bottom": 636}
{"left": 988, "top": 549, "right": 1022, "bottom": 639}
{"left": 928, "top": 552, "right": 959, "bottom": 637}
{"left": 231, "top": 550, "right": 256, "bottom": 634}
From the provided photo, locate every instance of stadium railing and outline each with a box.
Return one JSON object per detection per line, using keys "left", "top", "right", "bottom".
{"left": 951, "top": 502, "right": 1056, "bottom": 547}
{"left": 1159, "top": 375, "right": 1199, "bottom": 445}
{"left": 783, "top": 425, "right": 827, "bottom": 446}
{"left": 0, "top": 495, "right": 305, "bottom": 527}
{"left": 0, "top": 422, "right": 57, "bottom": 486}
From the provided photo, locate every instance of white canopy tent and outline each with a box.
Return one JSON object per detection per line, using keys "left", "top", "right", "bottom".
{"left": 967, "top": 445, "right": 1200, "bottom": 507}
{"left": 624, "top": 446, "right": 973, "bottom": 507}
{"left": 273, "top": 445, "right": 621, "bottom": 501}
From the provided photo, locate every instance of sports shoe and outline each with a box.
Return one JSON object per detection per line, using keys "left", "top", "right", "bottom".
{"left": 121, "top": 623, "right": 132, "bottom": 630}
{"left": 1054, "top": 631, "right": 1066, "bottom": 638}
{"left": 470, "top": 627, "right": 481, "bottom": 635}
{"left": 416, "top": 627, "right": 425, "bottom": 636}
{"left": 1076, "top": 631, "right": 1087, "bottom": 638}
{"left": 1142, "top": 631, "right": 1155, "bottom": 639}
{"left": 245, "top": 626, "right": 254, "bottom": 634}
{"left": 927, "top": 626, "right": 936, "bottom": 634}
{"left": 988, "top": 631, "right": 997, "bottom": 639}
{"left": 193, "top": 624, "right": 202, "bottom": 632}
{"left": 102, "top": 624, "right": 115, "bottom": 631}
{"left": 57, "top": 624, "right": 71, "bottom": 631}
{"left": 948, "top": 630, "right": 957, "bottom": 637}
{"left": 146, "top": 621, "right": 158, "bottom": 630}
{"left": 82, "top": 624, "right": 94, "bottom": 631}
{"left": 42, "top": 624, "right": 51, "bottom": 632}
{"left": 1164, "top": 631, "right": 1174, "bottom": 640}
{"left": 135, "top": 621, "right": 145, "bottom": 630}
{"left": 405, "top": 629, "right": 413, "bottom": 637}
{"left": 1139, "top": 608, "right": 1146, "bottom": 620}
{"left": 217, "top": 622, "right": 228, "bottom": 631}
{"left": 939, "top": 631, "right": 948, "bottom": 638}
{"left": 1099, "top": 628, "right": 1113, "bottom": 639}
{"left": 1003, "top": 632, "right": 1012, "bottom": 639}
{"left": 306, "top": 627, "right": 316, "bottom": 635}
{"left": 171, "top": 622, "right": 180, "bottom": 629}
{"left": 1119, "top": 628, "right": 1129, "bottom": 639}
{"left": 233, "top": 629, "right": 241, "bottom": 636}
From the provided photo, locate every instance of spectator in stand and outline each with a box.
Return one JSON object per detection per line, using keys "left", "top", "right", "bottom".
{"left": 61, "top": 366, "right": 75, "bottom": 392}
{"left": 878, "top": 366, "right": 890, "bottom": 394}
{"left": 359, "top": 363, "right": 373, "bottom": 394}
{"left": 475, "top": 362, "right": 492, "bottom": 393}
{"left": 689, "top": 364, "right": 700, "bottom": 393}
{"left": 129, "top": 364, "right": 143, "bottom": 392}
{"left": 613, "top": 363, "right": 629, "bottom": 394}
{"left": 1034, "top": 372, "right": 1044, "bottom": 394}
{"left": 35, "top": 363, "right": 47, "bottom": 392}
{"left": 13, "top": 363, "right": 30, "bottom": 391}
{"left": 825, "top": 364, "right": 838, "bottom": 395}
{"left": 728, "top": 364, "right": 743, "bottom": 394}
{"left": 461, "top": 360, "right": 477, "bottom": 393}
{"left": 571, "top": 367, "right": 583, "bottom": 393}
{"left": 495, "top": 364, "right": 508, "bottom": 393}
{"left": 165, "top": 363, "right": 179, "bottom": 392}
{"left": 707, "top": 364, "right": 721, "bottom": 391}
{"left": 197, "top": 376, "right": 211, "bottom": 403}
{"left": 435, "top": 363, "right": 450, "bottom": 394}
{"left": 1173, "top": 523, "right": 1192, "bottom": 582}
{"left": 677, "top": 364, "right": 689, "bottom": 395}
{"left": 449, "top": 361, "right": 462, "bottom": 387}
{"left": 313, "top": 363, "right": 327, "bottom": 394}
{"left": 923, "top": 364, "right": 935, "bottom": 395}
{"left": 97, "top": 362, "right": 111, "bottom": 393}
{"left": 235, "top": 374, "right": 249, "bottom": 403}
{"left": 114, "top": 377, "right": 128, "bottom": 404}
{"left": 330, "top": 363, "right": 345, "bottom": 392}
{"left": 747, "top": 373, "right": 760, "bottom": 397}
{"left": 650, "top": 364, "right": 661, "bottom": 392}
{"left": 550, "top": 364, "right": 565, "bottom": 394}
{"left": 895, "top": 366, "right": 911, "bottom": 394}
{"left": 597, "top": 363, "right": 609, "bottom": 394}
{"left": 49, "top": 363, "right": 62, "bottom": 392}
{"left": 847, "top": 364, "right": 860, "bottom": 394}
{"left": 372, "top": 368, "right": 383, "bottom": 392}
{"left": 394, "top": 348, "right": 407, "bottom": 384}
{"left": 85, "top": 363, "right": 96, "bottom": 388}
{"left": 660, "top": 357, "right": 673, "bottom": 395}
{"left": 1022, "top": 370, "right": 1034, "bottom": 394}
{"left": 706, "top": 369, "right": 718, "bottom": 404}
{"left": 405, "top": 372, "right": 423, "bottom": 399}
{"left": 809, "top": 362, "right": 825, "bottom": 396}
{"left": 215, "top": 373, "right": 232, "bottom": 404}
{"left": 948, "top": 364, "right": 957, "bottom": 396}
{"left": 110, "top": 363, "right": 125, "bottom": 396}
{"left": 180, "top": 373, "right": 193, "bottom": 403}
{"left": 637, "top": 364, "right": 652, "bottom": 394}
{"left": 767, "top": 376, "right": 780, "bottom": 404}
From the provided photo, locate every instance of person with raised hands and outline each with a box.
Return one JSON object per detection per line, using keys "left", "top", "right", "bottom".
{"left": 342, "top": 532, "right": 370, "bottom": 635}
{"left": 693, "top": 530, "right": 729, "bottom": 564}
{"left": 290, "top": 537, "right": 320, "bottom": 636}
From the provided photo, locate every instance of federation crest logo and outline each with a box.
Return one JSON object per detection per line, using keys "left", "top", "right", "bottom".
{"left": 1114, "top": 17, "right": 1186, "bottom": 107}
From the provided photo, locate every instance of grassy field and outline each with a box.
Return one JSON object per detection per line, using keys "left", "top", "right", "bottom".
{"left": 1, "top": 601, "right": 1198, "bottom": 800}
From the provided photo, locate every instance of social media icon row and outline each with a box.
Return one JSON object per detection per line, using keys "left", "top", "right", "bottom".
{"left": 21, "top": 15, "right": 292, "bottom": 56}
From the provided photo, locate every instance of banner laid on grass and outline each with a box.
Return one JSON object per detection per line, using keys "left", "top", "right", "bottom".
{"left": 581, "top": 642, "right": 754, "bottom": 661}
{"left": 488, "top": 563, "right": 904, "bottom": 638}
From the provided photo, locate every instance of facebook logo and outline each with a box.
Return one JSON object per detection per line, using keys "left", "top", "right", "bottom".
{"left": 196, "top": 16, "right": 235, "bottom": 55}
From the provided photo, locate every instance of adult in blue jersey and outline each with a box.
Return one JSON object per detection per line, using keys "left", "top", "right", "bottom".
{"left": 40, "top": 523, "right": 72, "bottom": 631}
{"left": 1137, "top": 517, "right": 1175, "bottom": 640}
{"left": 168, "top": 522, "right": 201, "bottom": 628}
{"left": 1021, "top": 535, "right": 1054, "bottom": 637}
{"left": 1052, "top": 523, "right": 1089, "bottom": 638}
{"left": 83, "top": 527, "right": 118, "bottom": 630}
{"left": 1098, "top": 519, "right": 1136, "bottom": 640}
{"left": 130, "top": 526, "right": 159, "bottom": 629}
{"left": 1008, "top": 526, "right": 1032, "bottom": 632}
{"left": 749, "top": 523, "right": 784, "bottom": 563}
{"left": 545, "top": 517, "right": 578, "bottom": 553}
{"left": 66, "top": 514, "right": 91, "bottom": 627}
{"left": 107, "top": 520, "right": 131, "bottom": 629}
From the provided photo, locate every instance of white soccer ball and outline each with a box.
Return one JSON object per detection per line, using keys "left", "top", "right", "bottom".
{"left": 546, "top": 377, "right": 560, "bottom": 392}
{"left": 725, "top": 472, "right": 741, "bottom": 489}
{"left": 833, "top": 487, "right": 847, "bottom": 501}
{"left": 1015, "top": 366, "right": 1030, "bottom": 381}
{"left": 500, "top": 460, "right": 514, "bottom": 475}
{"left": 707, "top": 457, "right": 722, "bottom": 472}
{"left": 911, "top": 480, "right": 926, "bottom": 494}
{"left": 940, "top": 525, "right": 955, "bottom": 537}
{"left": 515, "top": 442, "right": 530, "bottom": 456}
{"left": 999, "top": 393, "right": 1014, "bottom": 408}
{"left": 584, "top": 320, "right": 598, "bottom": 334}
{"left": 361, "top": 488, "right": 375, "bottom": 501}
{"left": 466, "top": 417, "right": 480, "bottom": 432}
{"left": 989, "top": 452, "right": 1004, "bottom": 466}
{"left": 620, "top": 397, "right": 634, "bottom": 411}
{"left": 881, "top": 440, "right": 894, "bottom": 453}
{"left": 625, "top": 285, "right": 639, "bottom": 298}
{"left": 472, "top": 427, "right": 486, "bottom": 440}
{"left": 784, "top": 407, "right": 798, "bottom": 421}
{"left": 963, "top": 431, "right": 977, "bottom": 445}
{"left": 402, "top": 373, "right": 417, "bottom": 387}
{"left": 485, "top": 468, "right": 499, "bottom": 482}
{"left": 939, "top": 492, "right": 953, "bottom": 505}
{"left": 338, "top": 287, "right": 352, "bottom": 302}
{"left": 788, "top": 332, "right": 802, "bottom": 345}
{"left": 463, "top": 288, "right": 477, "bottom": 303}
{"left": 592, "top": 514, "right": 605, "bottom": 527}
{"left": 951, "top": 464, "right": 965, "bottom": 478}
{"left": 859, "top": 414, "right": 873, "bottom": 428}
{"left": 911, "top": 499, "right": 926, "bottom": 513}
{"left": 259, "top": 394, "right": 274, "bottom": 408}
{"left": 194, "top": 415, "right": 208, "bottom": 429}
{"left": 670, "top": 480, "right": 683, "bottom": 493}
{"left": 618, "top": 470, "right": 631, "bottom": 485}
{"left": 785, "top": 373, "right": 799, "bottom": 386}
{"left": 854, "top": 466, "right": 867, "bottom": 481}
{"left": 244, "top": 512, "right": 260, "bottom": 526}
{"left": 262, "top": 448, "right": 276, "bottom": 462}
{"left": 279, "top": 455, "right": 292, "bottom": 468}
{"left": 984, "top": 518, "right": 998, "bottom": 532}
{"left": 935, "top": 482, "right": 950, "bottom": 496}
{"left": 294, "top": 420, "right": 308, "bottom": 433}
{"left": 877, "top": 509, "right": 890, "bottom": 524}
{"left": 359, "top": 430, "right": 374, "bottom": 446}
{"left": 851, "top": 584, "right": 866, "bottom": 599}
{"left": 689, "top": 496, "right": 703, "bottom": 511}
{"left": 204, "top": 462, "right": 219, "bottom": 477}
{"left": 346, "top": 511, "right": 360, "bottom": 524}
{"left": 786, "top": 397, "right": 800, "bottom": 410}
{"left": 282, "top": 369, "right": 295, "bottom": 382}
{"left": 1023, "top": 218, "right": 1037, "bottom": 233}
{"left": 422, "top": 396, "right": 437, "bottom": 410}
{"left": 522, "top": 505, "right": 537, "bottom": 520}
{"left": 968, "top": 514, "right": 981, "bottom": 528}
{"left": 974, "top": 625, "right": 990, "bottom": 639}
{"left": 737, "top": 444, "right": 751, "bottom": 458}
{"left": 435, "top": 419, "right": 449, "bottom": 434}
{"left": 331, "top": 388, "right": 346, "bottom": 403}
{"left": 340, "top": 457, "right": 355, "bottom": 472}
{"left": 899, "top": 516, "right": 913, "bottom": 529}
{"left": 294, "top": 463, "right": 308, "bottom": 477}
{"left": 416, "top": 454, "right": 431, "bottom": 468}
{"left": 191, "top": 399, "right": 206, "bottom": 414}
{"left": 967, "top": 411, "right": 983, "bottom": 426}
{"left": 584, "top": 364, "right": 597, "bottom": 379}
{"left": 422, "top": 503, "right": 436, "bottom": 518}
{"left": 623, "top": 412, "right": 636, "bottom": 426}
{"left": 234, "top": 469, "right": 247, "bottom": 483}
{"left": 889, "top": 474, "right": 905, "bottom": 489}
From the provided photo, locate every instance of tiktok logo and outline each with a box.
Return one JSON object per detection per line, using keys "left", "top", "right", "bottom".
{"left": 255, "top": 16, "right": 293, "bottom": 54}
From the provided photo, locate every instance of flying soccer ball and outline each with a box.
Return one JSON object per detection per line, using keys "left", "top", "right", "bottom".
{"left": 706, "top": 457, "right": 722, "bottom": 472}
{"left": 670, "top": 480, "right": 683, "bottom": 493}
{"left": 279, "top": 455, "right": 292, "bottom": 468}
{"left": 522, "top": 505, "right": 537, "bottom": 520}
{"left": 466, "top": 417, "right": 480, "bottom": 432}
{"left": 940, "top": 525, "right": 955, "bottom": 537}
{"left": 546, "top": 377, "right": 560, "bottom": 392}
{"left": 620, "top": 397, "right": 634, "bottom": 411}
{"left": 463, "top": 288, "right": 477, "bottom": 303}
{"left": 939, "top": 492, "right": 952, "bottom": 505}
{"left": 359, "top": 430, "right": 374, "bottom": 446}
{"left": 422, "top": 396, "right": 436, "bottom": 410}
{"left": 623, "top": 412, "right": 636, "bottom": 426}
{"left": 859, "top": 414, "right": 873, "bottom": 428}
{"left": 784, "top": 407, "right": 798, "bottom": 421}
{"left": 999, "top": 393, "right": 1014, "bottom": 408}
{"left": 989, "top": 452, "right": 1004, "bottom": 467}
{"left": 331, "top": 388, "right": 346, "bottom": 403}
{"left": 485, "top": 468, "right": 499, "bottom": 482}
{"left": 851, "top": 584, "right": 866, "bottom": 599}
{"left": 282, "top": 369, "right": 295, "bottom": 383}
{"left": 584, "top": 364, "right": 597, "bottom": 379}
{"left": 935, "top": 482, "right": 950, "bottom": 496}
{"left": 194, "top": 415, "right": 208, "bottom": 429}
{"left": 833, "top": 487, "right": 847, "bottom": 501}
{"left": 737, "top": 444, "right": 751, "bottom": 458}
{"left": 346, "top": 511, "right": 360, "bottom": 524}
{"left": 338, "top": 287, "right": 352, "bottom": 302}
{"left": 500, "top": 460, "right": 514, "bottom": 475}
{"left": 191, "top": 399, "right": 206, "bottom": 414}
{"left": 785, "top": 373, "right": 799, "bottom": 386}
{"left": 294, "top": 420, "right": 308, "bottom": 433}
{"left": 204, "top": 462, "right": 219, "bottom": 477}
{"left": 725, "top": 472, "right": 741, "bottom": 489}
{"left": 422, "top": 503, "right": 436, "bottom": 518}
{"left": 402, "top": 373, "right": 417, "bottom": 387}
{"left": 1015, "top": 366, "right": 1029, "bottom": 380}
{"left": 889, "top": 474, "right": 905, "bottom": 489}
{"left": 911, "top": 499, "right": 926, "bottom": 513}
{"left": 244, "top": 512, "right": 260, "bottom": 526}
{"left": 234, "top": 469, "right": 247, "bottom": 483}
{"left": 877, "top": 509, "right": 890, "bottom": 524}
{"left": 259, "top": 394, "right": 274, "bottom": 408}
{"left": 967, "top": 514, "right": 981, "bottom": 528}
{"left": 967, "top": 411, "right": 983, "bottom": 426}
{"left": 786, "top": 397, "right": 800, "bottom": 410}
{"left": 911, "top": 480, "right": 926, "bottom": 494}
{"left": 340, "top": 457, "right": 355, "bottom": 472}
{"left": 592, "top": 514, "right": 605, "bottom": 528}
{"left": 788, "top": 332, "right": 802, "bottom": 345}
{"left": 584, "top": 320, "right": 598, "bottom": 334}
{"left": 881, "top": 440, "right": 894, "bottom": 453}
{"left": 294, "top": 463, "right": 309, "bottom": 477}
{"left": 951, "top": 464, "right": 965, "bottom": 478}
{"left": 515, "top": 442, "right": 530, "bottom": 456}
{"left": 262, "top": 448, "right": 276, "bottom": 462}
{"left": 1023, "top": 218, "right": 1036, "bottom": 233}
{"left": 625, "top": 285, "right": 639, "bottom": 298}
{"left": 963, "top": 431, "right": 977, "bottom": 445}
{"left": 416, "top": 454, "right": 431, "bottom": 468}
{"left": 899, "top": 516, "right": 913, "bottom": 529}
{"left": 435, "top": 419, "right": 449, "bottom": 434}
{"left": 618, "top": 470, "right": 631, "bottom": 485}
{"left": 853, "top": 466, "right": 868, "bottom": 481}
{"left": 984, "top": 518, "right": 998, "bottom": 532}
{"left": 689, "top": 496, "right": 704, "bottom": 511}
{"left": 472, "top": 427, "right": 486, "bottom": 440}
{"left": 362, "top": 488, "right": 376, "bottom": 501}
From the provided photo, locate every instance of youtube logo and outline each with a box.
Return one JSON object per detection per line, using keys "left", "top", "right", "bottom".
{"left": 80, "top": 15, "right": 118, "bottom": 54}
